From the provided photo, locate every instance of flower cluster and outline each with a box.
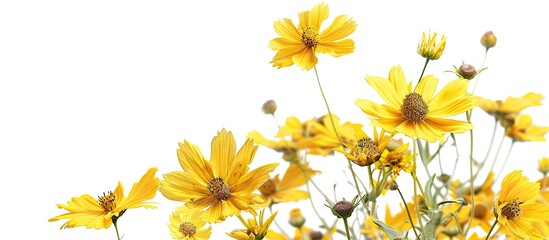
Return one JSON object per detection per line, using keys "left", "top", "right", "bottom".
{"left": 50, "top": 2, "right": 549, "bottom": 240}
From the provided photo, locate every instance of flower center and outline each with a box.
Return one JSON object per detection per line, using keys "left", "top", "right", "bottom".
{"left": 474, "top": 204, "right": 487, "bottom": 219}
{"left": 208, "top": 177, "right": 231, "bottom": 200}
{"left": 180, "top": 222, "right": 196, "bottom": 237}
{"left": 386, "top": 151, "right": 403, "bottom": 166}
{"left": 301, "top": 27, "right": 319, "bottom": 48}
{"left": 259, "top": 178, "right": 277, "bottom": 196}
{"left": 353, "top": 137, "right": 379, "bottom": 166}
{"left": 401, "top": 93, "right": 428, "bottom": 121}
{"left": 97, "top": 191, "right": 116, "bottom": 212}
{"left": 501, "top": 199, "right": 522, "bottom": 220}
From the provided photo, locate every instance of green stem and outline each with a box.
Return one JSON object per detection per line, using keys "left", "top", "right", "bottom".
{"left": 472, "top": 48, "right": 489, "bottom": 95}
{"left": 367, "top": 164, "right": 377, "bottom": 215}
{"left": 417, "top": 58, "right": 430, "bottom": 84}
{"left": 313, "top": 66, "right": 364, "bottom": 207}
{"left": 464, "top": 124, "right": 475, "bottom": 236}
{"left": 485, "top": 217, "right": 498, "bottom": 240}
{"left": 397, "top": 186, "right": 420, "bottom": 239}
{"left": 493, "top": 140, "right": 516, "bottom": 184}
{"left": 113, "top": 220, "right": 121, "bottom": 240}
{"left": 301, "top": 165, "right": 331, "bottom": 235}
{"left": 411, "top": 139, "right": 424, "bottom": 229}
{"left": 342, "top": 218, "right": 352, "bottom": 240}
{"left": 269, "top": 206, "right": 291, "bottom": 239}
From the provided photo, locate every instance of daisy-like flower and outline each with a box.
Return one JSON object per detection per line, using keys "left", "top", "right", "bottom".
{"left": 306, "top": 114, "right": 363, "bottom": 153}
{"left": 160, "top": 129, "right": 279, "bottom": 223}
{"left": 49, "top": 167, "right": 160, "bottom": 230}
{"left": 335, "top": 125, "right": 392, "bottom": 166}
{"left": 494, "top": 170, "right": 549, "bottom": 239}
{"left": 505, "top": 114, "right": 549, "bottom": 142}
{"left": 417, "top": 31, "right": 447, "bottom": 60}
{"left": 475, "top": 92, "right": 543, "bottom": 119}
{"left": 227, "top": 209, "right": 278, "bottom": 240}
{"left": 376, "top": 142, "right": 413, "bottom": 176}
{"left": 258, "top": 162, "right": 319, "bottom": 207}
{"left": 355, "top": 65, "right": 476, "bottom": 142}
{"left": 168, "top": 206, "right": 211, "bottom": 240}
{"left": 269, "top": 2, "right": 357, "bottom": 70}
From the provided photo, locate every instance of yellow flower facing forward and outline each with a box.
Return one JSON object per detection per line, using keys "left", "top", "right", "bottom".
{"left": 258, "top": 162, "right": 319, "bottom": 207}
{"left": 376, "top": 142, "right": 413, "bottom": 176}
{"left": 160, "top": 129, "right": 278, "bottom": 223}
{"left": 335, "top": 125, "right": 392, "bottom": 166}
{"left": 494, "top": 170, "right": 549, "bottom": 239}
{"left": 269, "top": 2, "right": 357, "bottom": 70}
{"left": 168, "top": 206, "right": 211, "bottom": 240}
{"left": 417, "top": 31, "right": 447, "bottom": 60}
{"left": 227, "top": 209, "right": 278, "bottom": 240}
{"left": 475, "top": 92, "right": 544, "bottom": 119}
{"left": 49, "top": 167, "right": 160, "bottom": 230}
{"left": 356, "top": 65, "right": 476, "bottom": 142}
{"left": 505, "top": 114, "right": 549, "bottom": 142}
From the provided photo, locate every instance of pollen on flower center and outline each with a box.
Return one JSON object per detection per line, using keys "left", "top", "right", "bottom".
{"left": 259, "top": 178, "right": 277, "bottom": 196}
{"left": 401, "top": 93, "right": 428, "bottom": 121}
{"left": 501, "top": 199, "right": 522, "bottom": 220}
{"left": 353, "top": 137, "right": 379, "bottom": 165}
{"left": 386, "top": 151, "right": 403, "bottom": 165}
{"left": 302, "top": 27, "right": 319, "bottom": 48}
{"left": 180, "top": 222, "right": 196, "bottom": 236}
{"left": 208, "top": 177, "right": 231, "bottom": 200}
{"left": 97, "top": 191, "right": 116, "bottom": 212}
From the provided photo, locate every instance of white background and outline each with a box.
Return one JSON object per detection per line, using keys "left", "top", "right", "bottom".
{"left": 1, "top": 1, "right": 548, "bottom": 239}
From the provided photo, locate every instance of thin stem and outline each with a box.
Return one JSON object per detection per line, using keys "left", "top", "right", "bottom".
{"left": 397, "top": 186, "right": 420, "bottom": 239}
{"left": 464, "top": 125, "right": 475, "bottom": 236}
{"left": 342, "top": 218, "right": 352, "bottom": 240}
{"left": 493, "top": 140, "right": 516, "bottom": 184}
{"left": 113, "top": 221, "right": 121, "bottom": 240}
{"left": 269, "top": 206, "right": 291, "bottom": 239}
{"left": 301, "top": 165, "right": 331, "bottom": 235}
{"left": 412, "top": 139, "right": 424, "bottom": 228}
{"left": 487, "top": 131, "right": 506, "bottom": 177}
{"left": 417, "top": 58, "right": 430, "bottom": 84}
{"left": 472, "top": 48, "right": 489, "bottom": 95}
{"left": 367, "top": 164, "right": 377, "bottom": 215}
{"left": 485, "top": 217, "right": 498, "bottom": 240}
{"left": 313, "top": 66, "right": 364, "bottom": 207}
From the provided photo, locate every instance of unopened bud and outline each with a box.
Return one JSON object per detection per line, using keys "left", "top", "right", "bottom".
{"left": 332, "top": 200, "right": 354, "bottom": 218}
{"left": 288, "top": 208, "right": 305, "bottom": 228}
{"left": 437, "top": 173, "right": 451, "bottom": 183}
{"left": 458, "top": 64, "right": 477, "bottom": 80}
{"left": 309, "top": 231, "right": 323, "bottom": 240}
{"left": 481, "top": 31, "right": 497, "bottom": 49}
{"left": 389, "top": 181, "right": 399, "bottom": 191}
{"left": 262, "top": 99, "right": 277, "bottom": 115}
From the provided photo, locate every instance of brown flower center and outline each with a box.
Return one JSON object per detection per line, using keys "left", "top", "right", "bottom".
{"left": 352, "top": 137, "right": 379, "bottom": 166}
{"left": 386, "top": 151, "right": 403, "bottom": 166}
{"left": 259, "top": 178, "right": 277, "bottom": 196}
{"left": 474, "top": 204, "right": 487, "bottom": 219}
{"left": 97, "top": 191, "right": 116, "bottom": 212}
{"left": 180, "top": 222, "right": 196, "bottom": 237}
{"left": 401, "top": 93, "right": 428, "bottom": 121}
{"left": 501, "top": 199, "right": 522, "bottom": 220}
{"left": 208, "top": 177, "right": 231, "bottom": 200}
{"left": 302, "top": 27, "right": 319, "bottom": 48}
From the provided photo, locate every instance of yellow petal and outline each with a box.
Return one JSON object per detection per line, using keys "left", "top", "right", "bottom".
{"left": 319, "top": 14, "right": 357, "bottom": 42}
{"left": 414, "top": 74, "right": 438, "bottom": 101}
{"left": 273, "top": 18, "right": 301, "bottom": 42}
{"left": 211, "top": 129, "right": 236, "bottom": 180}
{"left": 118, "top": 167, "right": 159, "bottom": 210}
{"left": 292, "top": 47, "right": 317, "bottom": 70}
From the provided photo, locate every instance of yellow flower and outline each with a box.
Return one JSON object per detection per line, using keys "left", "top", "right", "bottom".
{"left": 377, "top": 142, "right": 414, "bottom": 176}
{"left": 494, "top": 170, "right": 549, "bottom": 239}
{"left": 417, "top": 31, "right": 447, "bottom": 60}
{"left": 356, "top": 65, "right": 476, "bottom": 142}
{"left": 505, "top": 114, "right": 549, "bottom": 142}
{"left": 168, "top": 206, "right": 211, "bottom": 240}
{"left": 269, "top": 3, "right": 357, "bottom": 70}
{"left": 227, "top": 209, "right": 278, "bottom": 240}
{"left": 539, "top": 157, "right": 549, "bottom": 175}
{"left": 360, "top": 216, "right": 384, "bottom": 239}
{"left": 335, "top": 125, "right": 392, "bottom": 166}
{"left": 160, "top": 129, "right": 279, "bottom": 223}
{"left": 49, "top": 167, "right": 160, "bottom": 229}
{"left": 475, "top": 92, "right": 543, "bottom": 119}
{"left": 306, "top": 114, "right": 363, "bottom": 154}
{"left": 258, "top": 162, "right": 318, "bottom": 207}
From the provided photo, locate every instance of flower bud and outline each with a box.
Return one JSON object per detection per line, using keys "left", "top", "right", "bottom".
{"left": 538, "top": 157, "right": 549, "bottom": 175}
{"left": 458, "top": 64, "right": 477, "bottom": 80}
{"left": 389, "top": 181, "right": 399, "bottom": 191}
{"left": 262, "top": 99, "right": 277, "bottom": 115}
{"left": 437, "top": 173, "right": 451, "bottom": 183}
{"left": 288, "top": 208, "right": 305, "bottom": 228}
{"left": 309, "top": 231, "right": 323, "bottom": 240}
{"left": 480, "top": 31, "right": 497, "bottom": 49}
{"left": 332, "top": 199, "right": 354, "bottom": 218}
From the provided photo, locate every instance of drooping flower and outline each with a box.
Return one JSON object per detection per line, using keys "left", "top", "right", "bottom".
{"left": 160, "top": 129, "right": 279, "bottom": 223}
{"left": 475, "top": 92, "right": 543, "bottom": 120}
{"left": 49, "top": 167, "right": 160, "bottom": 230}
{"left": 494, "top": 170, "right": 549, "bottom": 239}
{"left": 505, "top": 114, "right": 549, "bottom": 142}
{"left": 356, "top": 65, "right": 476, "bottom": 142}
{"left": 227, "top": 209, "right": 278, "bottom": 240}
{"left": 168, "top": 206, "right": 211, "bottom": 240}
{"left": 417, "top": 31, "right": 447, "bottom": 60}
{"left": 258, "top": 162, "right": 319, "bottom": 207}
{"left": 269, "top": 3, "right": 357, "bottom": 70}
{"left": 334, "top": 125, "right": 392, "bottom": 166}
